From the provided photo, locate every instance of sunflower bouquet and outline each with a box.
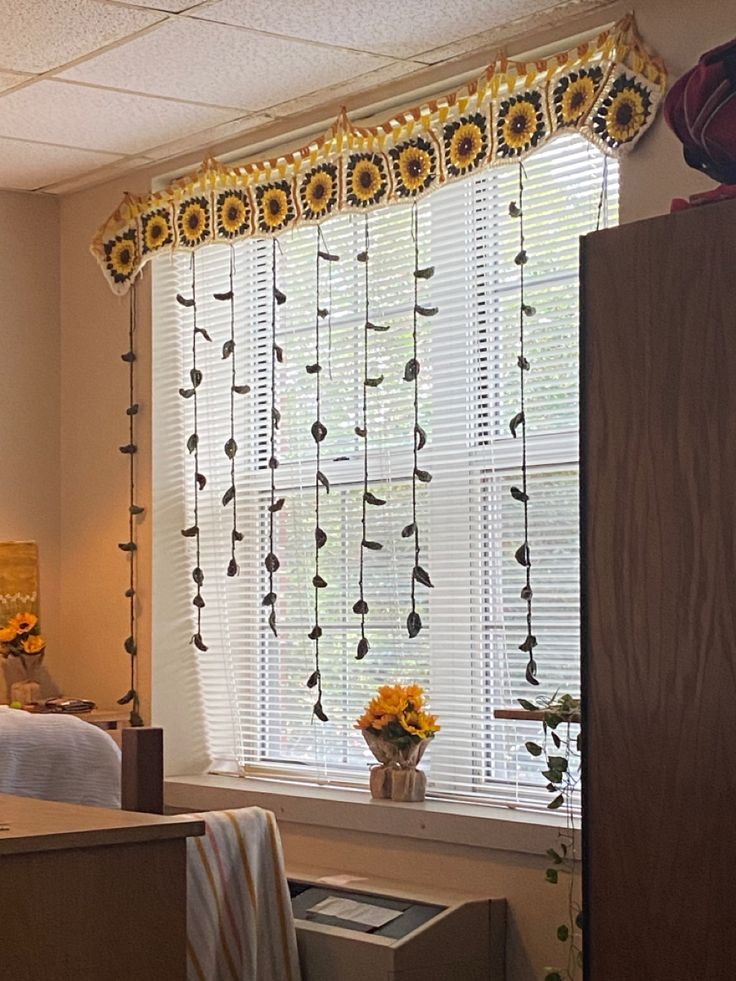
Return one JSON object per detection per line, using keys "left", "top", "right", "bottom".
{"left": 0, "top": 611, "right": 45, "bottom": 659}
{"left": 355, "top": 684, "right": 439, "bottom": 801}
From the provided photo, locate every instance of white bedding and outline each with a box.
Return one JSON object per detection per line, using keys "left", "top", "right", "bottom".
{"left": 0, "top": 706, "right": 121, "bottom": 808}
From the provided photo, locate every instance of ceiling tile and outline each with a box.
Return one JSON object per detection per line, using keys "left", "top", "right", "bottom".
{"left": 57, "top": 17, "right": 392, "bottom": 110}
{"left": 0, "top": 0, "right": 166, "bottom": 74}
{"left": 0, "top": 80, "right": 237, "bottom": 154}
{"left": 116, "top": 0, "right": 205, "bottom": 10}
{"left": 0, "top": 137, "right": 121, "bottom": 191}
{"left": 195, "top": 0, "right": 572, "bottom": 58}
{"left": 0, "top": 71, "right": 30, "bottom": 93}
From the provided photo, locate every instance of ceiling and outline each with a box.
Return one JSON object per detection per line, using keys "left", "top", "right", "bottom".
{"left": 0, "top": 0, "right": 610, "bottom": 194}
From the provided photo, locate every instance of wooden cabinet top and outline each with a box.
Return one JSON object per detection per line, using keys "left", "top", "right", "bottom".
{"left": 0, "top": 794, "right": 204, "bottom": 857}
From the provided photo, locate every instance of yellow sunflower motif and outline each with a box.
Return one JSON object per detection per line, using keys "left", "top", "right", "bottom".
{"left": 106, "top": 235, "right": 137, "bottom": 282}
{"left": 258, "top": 185, "right": 291, "bottom": 231}
{"left": 606, "top": 87, "right": 646, "bottom": 143}
{"left": 217, "top": 192, "right": 249, "bottom": 238}
{"left": 302, "top": 167, "right": 336, "bottom": 218}
{"left": 502, "top": 100, "right": 537, "bottom": 150}
{"left": 560, "top": 76, "right": 596, "bottom": 125}
{"left": 398, "top": 145, "right": 431, "bottom": 191}
{"left": 178, "top": 200, "right": 209, "bottom": 245}
{"left": 445, "top": 115, "right": 487, "bottom": 176}
{"left": 346, "top": 155, "right": 386, "bottom": 207}
{"left": 143, "top": 212, "right": 171, "bottom": 253}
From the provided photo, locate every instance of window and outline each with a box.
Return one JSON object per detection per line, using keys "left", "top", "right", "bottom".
{"left": 153, "top": 134, "right": 617, "bottom": 809}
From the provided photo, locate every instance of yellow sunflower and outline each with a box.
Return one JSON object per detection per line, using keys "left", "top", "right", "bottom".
{"left": 143, "top": 213, "right": 171, "bottom": 252}
{"left": 397, "top": 144, "right": 433, "bottom": 193}
{"left": 560, "top": 76, "right": 596, "bottom": 125}
{"left": 179, "top": 201, "right": 208, "bottom": 244}
{"left": 606, "top": 88, "right": 646, "bottom": 144}
{"left": 0, "top": 626, "right": 17, "bottom": 643}
{"left": 303, "top": 169, "right": 335, "bottom": 216}
{"left": 11, "top": 612, "right": 37, "bottom": 635}
{"left": 22, "top": 634, "right": 45, "bottom": 654}
{"left": 448, "top": 121, "right": 485, "bottom": 172}
{"left": 108, "top": 237, "right": 136, "bottom": 279}
{"left": 502, "top": 100, "right": 538, "bottom": 150}
{"left": 218, "top": 193, "right": 247, "bottom": 235}
{"left": 260, "top": 186, "right": 289, "bottom": 229}
{"left": 351, "top": 158, "right": 381, "bottom": 202}
{"left": 399, "top": 710, "right": 440, "bottom": 739}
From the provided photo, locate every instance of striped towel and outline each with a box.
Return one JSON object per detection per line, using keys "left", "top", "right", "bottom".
{"left": 186, "top": 807, "right": 301, "bottom": 981}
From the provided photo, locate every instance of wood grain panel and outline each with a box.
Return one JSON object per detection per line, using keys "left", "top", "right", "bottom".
{"left": 581, "top": 199, "right": 736, "bottom": 979}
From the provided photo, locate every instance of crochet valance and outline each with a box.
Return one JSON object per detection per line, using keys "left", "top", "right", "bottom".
{"left": 91, "top": 14, "right": 665, "bottom": 295}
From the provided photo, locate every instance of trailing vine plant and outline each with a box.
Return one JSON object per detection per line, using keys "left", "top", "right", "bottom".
{"left": 521, "top": 693, "right": 582, "bottom": 981}
{"left": 508, "top": 163, "right": 539, "bottom": 687}
{"left": 214, "top": 247, "right": 250, "bottom": 578}
{"left": 404, "top": 202, "right": 435, "bottom": 638}
{"left": 306, "top": 228, "right": 338, "bottom": 722}
{"left": 178, "top": 253, "right": 209, "bottom": 655}
{"left": 353, "top": 215, "right": 388, "bottom": 661}
{"left": 116, "top": 282, "right": 144, "bottom": 726}
{"left": 263, "top": 240, "right": 285, "bottom": 639}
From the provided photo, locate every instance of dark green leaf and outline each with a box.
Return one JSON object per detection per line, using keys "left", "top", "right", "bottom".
{"left": 313, "top": 574, "right": 327, "bottom": 588}
{"left": 575, "top": 911, "right": 584, "bottom": 929}
{"left": 510, "top": 486, "right": 528, "bottom": 502}
{"left": 265, "top": 552, "right": 280, "bottom": 573}
{"left": 525, "top": 741, "right": 543, "bottom": 757}
{"left": 129, "top": 711, "right": 144, "bottom": 727}
{"left": 196, "top": 472, "right": 207, "bottom": 490}
{"left": 118, "top": 541, "right": 136, "bottom": 552}
{"left": 508, "top": 201, "right": 522, "bottom": 217}
{"left": 181, "top": 525, "right": 199, "bottom": 538}
{"left": 548, "top": 756, "right": 569, "bottom": 772}
{"left": 268, "top": 456, "right": 279, "bottom": 470}
{"left": 190, "top": 368, "right": 202, "bottom": 388}
{"left": 546, "top": 848, "right": 563, "bottom": 864}
{"left": 222, "top": 339, "right": 235, "bottom": 359}
{"left": 192, "top": 567, "right": 204, "bottom": 586}
{"left": 315, "top": 527, "right": 327, "bottom": 549}
{"left": 364, "top": 491, "right": 386, "bottom": 506}
{"left": 313, "top": 700, "right": 329, "bottom": 722}
{"left": 509, "top": 411, "right": 525, "bottom": 437}
{"left": 195, "top": 327, "right": 212, "bottom": 342}
{"left": 268, "top": 610, "right": 277, "bottom": 637}
{"left": 213, "top": 289, "right": 233, "bottom": 301}
{"left": 262, "top": 592, "right": 276, "bottom": 606}
{"left": 274, "top": 344, "right": 284, "bottom": 363}
{"left": 514, "top": 250, "right": 528, "bottom": 266}
{"left": 129, "top": 504, "right": 145, "bottom": 516}
{"left": 179, "top": 387, "right": 195, "bottom": 399}
{"left": 413, "top": 565, "right": 434, "bottom": 588}
{"left": 356, "top": 637, "right": 369, "bottom": 660}
{"left": 365, "top": 375, "right": 384, "bottom": 387}
{"left": 517, "top": 698, "right": 537, "bottom": 711}
{"left": 127, "top": 403, "right": 139, "bottom": 416}
{"left": 415, "top": 424, "right": 427, "bottom": 450}
{"left": 269, "top": 497, "right": 285, "bottom": 513}
{"left": 272, "top": 407, "right": 281, "bottom": 429}
{"left": 318, "top": 250, "right": 340, "bottom": 262}
{"left": 119, "top": 443, "right": 137, "bottom": 454}
{"left": 414, "top": 265, "right": 435, "bottom": 279}
{"left": 317, "top": 471, "right": 330, "bottom": 493}
{"left": 222, "top": 485, "right": 235, "bottom": 506}
{"left": 124, "top": 636, "right": 137, "bottom": 655}
{"left": 522, "top": 304, "right": 536, "bottom": 317}
{"left": 415, "top": 468, "right": 432, "bottom": 483}
{"left": 353, "top": 599, "right": 369, "bottom": 615}
{"left": 187, "top": 433, "right": 199, "bottom": 454}
{"left": 224, "top": 437, "right": 237, "bottom": 459}
{"left": 545, "top": 868, "right": 559, "bottom": 884}
{"left": 124, "top": 588, "right": 135, "bottom": 598}
{"left": 233, "top": 384, "right": 251, "bottom": 395}
{"left": 193, "top": 594, "right": 205, "bottom": 609}
{"left": 117, "top": 689, "right": 135, "bottom": 705}
{"left": 366, "top": 321, "right": 390, "bottom": 332}
{"left": 407, "top": 610, "right": 422, "bottom": 638}
{"left": 519, "top": 634, "right": 537, "bottom": 652}
{"left": 306, "top": 363, "right": 321, "bottom": 374}
{"left": 306, "top": 670, "right": 320, "bottom": 689}
{"left": 544, "top": 973, "right": 562, "bottom": 981}
{"left": 517, "top": 355, "right": 530, "bottom": 371}
{"left": 514, "top": 543, "right": 530, "bottom": 566}
{"left": 308, "top": 625, "right": 322, "bottom": 640}
{"left": 227, "top": 557, "right": 238, "bottom": 577}
{"left": 415, "top": 304, "right": 438, "bottom": 317}
{"left": 526, "top": 658, "right": 540, "bottom": 686}
{"left": 551, "top": 731, "right": 561, "bottom": 748}
{"left": 232, "top": 529, "right": 243, "bottom": 542}
{"left": 311, "top": 420, "right": 327, "bottom": 443}
{"left": 520, "top": 584, "right": 533, "bottom": 600}
{"left": 356, "top": 251, "right": 368, "bottom": 263}
{"left": 362, "top": 539, "right": 383, "bottom": 550}
{"left": 121, "top": 350, "right": 136, "bottom": 363}
{"left": 403, "top": 358, "right": 420, "bottom": 381}
{"left": 576, "top": 732, "right": 582, "bottom": 752}
{"left": 401, "top": 522, "right": 416, "bottom": 538}
{"left": 176, "top": 293, "right": 195, "bottom": 307}
{"left": 543, "top": 768, "right": 563, "bottom": 783}
{"left": 317, "top": 307, "right": 329, "bottom": 319}
{"left": 274, "top": 287, "right": 286, "bottom": 305}
{"left": 558, "top": 924, "right": 570, "bottom": 942}
{"left": 355, "top": 425, "right": 366, "bottom": 438}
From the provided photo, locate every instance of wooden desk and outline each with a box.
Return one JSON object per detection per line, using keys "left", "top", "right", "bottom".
{"left": 0, "top": 794, "right": 203, "bottom": 981}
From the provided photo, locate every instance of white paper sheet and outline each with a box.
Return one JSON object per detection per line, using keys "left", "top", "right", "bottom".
{"left": 307, "top": 896, "right": 403, "bottom": 928}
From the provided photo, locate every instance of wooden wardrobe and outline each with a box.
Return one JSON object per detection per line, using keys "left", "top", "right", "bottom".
{"left": 581, "top": 198, "right": 736, "bottom": 979}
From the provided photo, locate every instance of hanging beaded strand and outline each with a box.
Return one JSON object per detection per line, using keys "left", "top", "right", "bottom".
{"left": 117, "top": 282, "right": 143, "bottom": 726}
{"left": 264, "top": 240, "right": 285, "bottom": 637}
{"left": 405, "top": 202, "right": 435, "bottom": 639}
{"left": 509, "top": 163, "right": 539, "bottom": 686}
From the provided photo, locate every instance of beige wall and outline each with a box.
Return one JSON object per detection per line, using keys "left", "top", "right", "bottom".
{"left": 15, "top": 1, "right": 732, "bottom": 978}
{"left": 0, "top": 191, "right": 61, "bottom": 659}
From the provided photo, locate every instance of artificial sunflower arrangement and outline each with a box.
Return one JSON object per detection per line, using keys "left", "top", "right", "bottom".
{"left": 0, "top": 612, "right": 45, "bottom": 659}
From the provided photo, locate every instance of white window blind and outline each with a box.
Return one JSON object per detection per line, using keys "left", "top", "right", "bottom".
{"left": 152, "top": 134, "right": 618, "bottom": 808}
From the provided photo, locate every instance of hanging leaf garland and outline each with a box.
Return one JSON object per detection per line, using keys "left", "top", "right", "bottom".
{"left": 307, "top": 228, "right": 337, "bottom": 722}
{"left": 116, "top": 284, "right": 143, "bottom": 726}
{"left": 214, "top": 248, "right": 248, "bottom": 579}
{"left": 509, "top": 164, "right": 539, "bottom": 686}
{"left": 265, "top": 240, "right": 284, "bottom": 638}
{"left": 405, "top": 203, "right": 435, "bottom": 639}
{"left": 179, "top": 254, "right": 209, "bottom": 653}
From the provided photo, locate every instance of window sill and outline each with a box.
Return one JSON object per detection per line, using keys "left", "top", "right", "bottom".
{"left": 165, "top": 774, "right": 569, "bottom": 857}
